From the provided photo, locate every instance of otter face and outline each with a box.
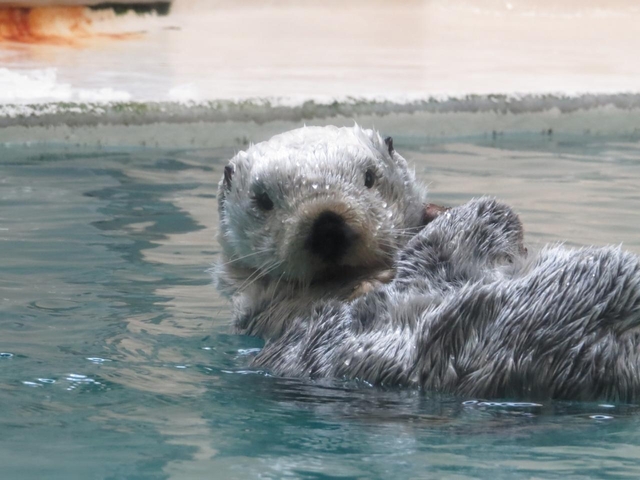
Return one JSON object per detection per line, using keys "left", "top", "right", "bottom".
{"left": 217, "top": 125, "right": 427, "bottom": 285}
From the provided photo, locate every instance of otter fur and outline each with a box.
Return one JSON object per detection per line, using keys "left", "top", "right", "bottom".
{"left": 215, "top": 125, "right": 428, "bottom": 340}
{"left": 215, "top": 125, "right": 640, "bottom": 401}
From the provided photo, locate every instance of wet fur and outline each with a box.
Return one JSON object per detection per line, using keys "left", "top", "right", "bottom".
{"left": 215, "top": 126, "right": 640, "bottom": 401}
{"left": 215, "top": 125, "right": 428, "bottom": 339}
{"left": 254, "top": 198, "right": 640, "bottom": 401}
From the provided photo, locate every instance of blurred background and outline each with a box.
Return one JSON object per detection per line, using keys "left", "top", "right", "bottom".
{"left": 1, "top": 0, "right": 639, "bottom": 145}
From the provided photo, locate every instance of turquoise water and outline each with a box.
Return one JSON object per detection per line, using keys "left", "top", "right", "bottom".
{"left": 2, "top": 132, "right": 640, "bottom": 479}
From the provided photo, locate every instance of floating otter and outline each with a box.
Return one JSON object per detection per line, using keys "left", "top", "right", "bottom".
{"left": 215, "top": 125, "right": 640, "bottom": 401}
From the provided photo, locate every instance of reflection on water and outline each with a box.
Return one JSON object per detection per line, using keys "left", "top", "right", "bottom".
{"left": 1, "top": 130, "right": 640, "bottom": 478}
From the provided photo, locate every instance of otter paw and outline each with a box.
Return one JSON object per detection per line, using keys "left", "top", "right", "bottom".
{"left": 403, "top": 198, "right": 526, "bottom": 275}
{"left": 349, "top": 269, "right": 395, "bottom": 300}
{"left": 430, "top": 197, "right": 525, "bottom": 263}
{"left": 469, "top": 197, "right": 526, "bottom": 261}
{"left": 422, "top": 203, "right": 451, "bottom": 225}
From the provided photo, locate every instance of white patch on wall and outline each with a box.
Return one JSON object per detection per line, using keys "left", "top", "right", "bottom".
{"left": 0, "top": 68, "right": 71, "bottom": 103}
{"left": 77, "top": 88, "right": 132, "bottom": 103}
{"left": 0, "top": 68, "right": 131, "bottom": 104}
{"left": 169, "top": 83, "right": 200, "bottom": 102}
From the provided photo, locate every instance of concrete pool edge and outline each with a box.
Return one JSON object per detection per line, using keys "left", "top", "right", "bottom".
{"left": 1, "top": 94, "right": 640, "bottom": 147}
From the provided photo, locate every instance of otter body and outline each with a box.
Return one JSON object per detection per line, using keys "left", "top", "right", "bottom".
{"left": 215, "top": 125, "right": 640, "bottom": 401}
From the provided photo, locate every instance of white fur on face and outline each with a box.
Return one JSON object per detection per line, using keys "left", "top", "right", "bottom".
{"left": 218, "top": 125, "right": 428, "bottom": 284}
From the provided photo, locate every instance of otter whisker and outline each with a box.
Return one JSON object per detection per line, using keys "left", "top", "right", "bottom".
{"left": 217, "top": 248, "right": 272, "bottom": 268}
{"left": 235, "top": 259, "right": 277, "bottom": 292}
{"left": 266, "top": 271, "right": 286, "bottom": 325}
{"left": 378, "top": 225, "right": 425, "bottom": 236}
{"left": 237, "top": 260, "right": 284, "bottom": 293}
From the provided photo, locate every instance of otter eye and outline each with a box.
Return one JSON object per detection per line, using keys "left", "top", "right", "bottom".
{"left": 364, "top": 169, "right": 376, "bottom": 189}
{"left": 255, "top": 191, "right": 274, "bottom": 211}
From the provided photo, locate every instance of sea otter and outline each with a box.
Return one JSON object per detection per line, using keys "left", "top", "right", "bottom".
{"left": 215, "top": 125, "right": 640, "bottom": 401}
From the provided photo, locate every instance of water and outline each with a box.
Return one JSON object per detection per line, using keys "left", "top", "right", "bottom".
{"left": 2, "top": 130, "right": 640, "bottom": 478}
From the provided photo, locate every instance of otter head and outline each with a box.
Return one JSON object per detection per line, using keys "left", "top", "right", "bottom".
{"left": 217, "top": 125, "right": 428, "bottom": 287}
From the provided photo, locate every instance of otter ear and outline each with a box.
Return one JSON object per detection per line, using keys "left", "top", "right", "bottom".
{"left": 384, "top": 136, "right": 394, "bottom": 156}
{"left": 223, "top": 164, "right": 234, "bottom": 190}
{"left": 218, "top": 164, "right": 235, "bottom": 211}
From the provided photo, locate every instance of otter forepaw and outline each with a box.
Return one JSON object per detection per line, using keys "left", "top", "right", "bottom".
{"left": 426, "top": 197, "right": 526, "bottom": 262}
{"left": 466, "top": 197, "right": 527, "bottom": 261}
{"left": 399, "top": 198, "right": 526, "bottom": 280}
{"left": 349, "top": 269, "right": 395, "bottom": 300}
{"left": 422, "top": 203, "right": 451, "bottom": 225}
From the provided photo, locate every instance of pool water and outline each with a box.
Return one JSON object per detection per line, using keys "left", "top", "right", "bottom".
{"left": 2, "top": 131, "right": 640, "bottom": 479}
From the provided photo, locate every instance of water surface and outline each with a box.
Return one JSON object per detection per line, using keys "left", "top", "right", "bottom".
{"left": 2, "top": 131, "right": 640, "bottom": 478}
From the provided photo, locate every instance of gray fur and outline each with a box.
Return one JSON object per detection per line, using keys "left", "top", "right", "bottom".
{"left": 215, "top": 126, "right": 640, "bottom": 401}
{"left": 215, "top": 125, "right": 428, "bottom": 339}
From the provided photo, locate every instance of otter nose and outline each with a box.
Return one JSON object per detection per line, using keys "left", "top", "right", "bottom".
{"left": 305, "top": 211, "right": 357, "bottom": 262}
